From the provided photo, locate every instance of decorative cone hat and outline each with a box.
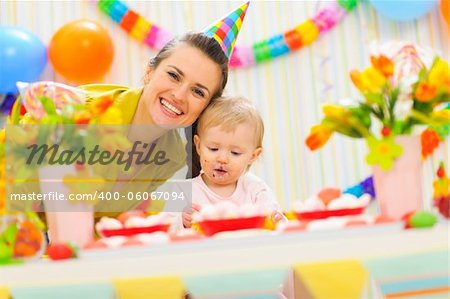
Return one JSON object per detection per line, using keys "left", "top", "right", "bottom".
{"left": 203, "top": 1, "right": 250, "bottom": 58}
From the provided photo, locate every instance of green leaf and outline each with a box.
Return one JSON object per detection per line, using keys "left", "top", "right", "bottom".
{"left": 1, "top": 223, "right": 18, "bottom": 245}
{"left": 322, "top": 118, "right": 365, "bottom": 138}
{"left": 0, "top": 242, "right": 14, "bottom": 261}
{"left": 38, "top": 96, "right": 57, "bottom": 116}
{"left": 25, "top": 211, "right": 46, "bottom": 231}
{"left": 364, "top": 93, "right": 384, "bottom": 106}
{"left": 349, "top": 106, "right": 372, "bottom": 128}
{"left": 392, "top": 121, "right": 409, "bottom": 135}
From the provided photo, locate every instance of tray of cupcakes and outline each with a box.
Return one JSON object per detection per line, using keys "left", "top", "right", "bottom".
{"left": 193, "top": 202, "right": 271, "bottom": 236}
{"left": 95, "top": 211, "right": 172, "bottom": 238}
{"left": 292, "top": 188, "right": 371, "bottom": 221}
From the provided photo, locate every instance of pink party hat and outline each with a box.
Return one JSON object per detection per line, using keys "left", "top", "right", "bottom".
{"left": 203, "top": 2, "right": 250, "bottom": 58}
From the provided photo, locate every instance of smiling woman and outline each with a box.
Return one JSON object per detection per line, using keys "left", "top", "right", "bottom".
{"left": 139, "top": 37, "right": 225, "bottom": 129}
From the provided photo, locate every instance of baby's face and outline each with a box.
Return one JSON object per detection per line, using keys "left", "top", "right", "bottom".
{"left": 194, "top": 123, "right": 261, "bottom": 188}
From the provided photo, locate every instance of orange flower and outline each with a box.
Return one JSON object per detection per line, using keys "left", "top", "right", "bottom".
{"left": 371, "top": 55, "right": 394, "bottom": 77}
{"left": 415, "top": 82, "right": 438, "bottom": 102}
{"left": 421, "top": 128, "right": 441, "bottom": 158}
{"left": 305, "top": 125, "right": 333, "bottom": 150}
{"left": 74, "top": 111, "right": 92, "bottom": 125}
{"left": 89, "top": 96, "right": 114, "bottom": 116}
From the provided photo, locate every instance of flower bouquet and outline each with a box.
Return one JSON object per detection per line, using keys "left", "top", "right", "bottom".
{"left": 305, "top": 42, "right": 449, "bottom": 219}
{"left": 1, "top": 81, "right": 130, "bottom": 246}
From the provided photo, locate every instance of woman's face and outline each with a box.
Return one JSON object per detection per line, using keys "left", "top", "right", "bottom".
{"left": 142, "top": 43, "right": 222, "bottom": 128}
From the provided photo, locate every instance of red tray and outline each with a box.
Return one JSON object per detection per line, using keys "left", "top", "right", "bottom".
{"left": 197, "top": 216, "right": 267, "bottom": 236}
{"left": 295, "top": 207, "right": 364, "bottom": 220}
{"left": 100, "top": 224, "right": 169, "bottom": 237}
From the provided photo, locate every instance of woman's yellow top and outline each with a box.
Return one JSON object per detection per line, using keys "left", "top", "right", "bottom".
{"left": 79, "top": 84, "right": 187, "bottom": 214}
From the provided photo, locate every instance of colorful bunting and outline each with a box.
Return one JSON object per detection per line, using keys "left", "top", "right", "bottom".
{"left": 96, "top": 0, "right": 359, "bottom": 68}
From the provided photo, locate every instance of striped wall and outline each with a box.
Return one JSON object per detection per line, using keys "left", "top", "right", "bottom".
{"left": 1, "top": 1, "right": 448, "bottom": 210}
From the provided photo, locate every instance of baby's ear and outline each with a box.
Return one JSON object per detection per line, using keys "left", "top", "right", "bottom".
{"left": 250, "top": 147, "right": 262, "bottom": 163}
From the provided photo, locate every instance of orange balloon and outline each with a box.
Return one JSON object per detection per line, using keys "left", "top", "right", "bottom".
{"left": 441, "top": 0, "right": 450, "bottom": 26}
{"left": 49, "top": 20, "right": 114, "bottom": 84}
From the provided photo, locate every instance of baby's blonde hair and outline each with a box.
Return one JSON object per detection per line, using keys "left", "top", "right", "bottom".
{"left": 196, "top": 96, "right": 264, "bottom": 149}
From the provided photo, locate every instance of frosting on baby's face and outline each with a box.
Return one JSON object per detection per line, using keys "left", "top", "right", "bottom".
{"left": 195, "top": 123, "right": 261, "bottom": 191}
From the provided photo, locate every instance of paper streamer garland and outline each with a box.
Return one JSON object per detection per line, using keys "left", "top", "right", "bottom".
{"left": 97, "top": 0, "right": 359, "bottom": 69}
{"left": 97, "top": 0, "right": 173, "bottom": 50}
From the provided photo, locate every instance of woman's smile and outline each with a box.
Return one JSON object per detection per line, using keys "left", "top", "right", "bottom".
{"left": 159, "top": 97, "right": 183, "bottom": 117}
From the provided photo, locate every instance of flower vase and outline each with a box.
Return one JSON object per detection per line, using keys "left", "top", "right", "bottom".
{"left": 372, "top": 135, "right": 423, "bottom": 220}
{"left": 39, "top": 165, "right": 93, "bottom": 247}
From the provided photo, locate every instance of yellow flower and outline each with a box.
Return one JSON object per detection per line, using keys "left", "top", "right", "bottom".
{"left": 350, "top": 67, "right": 386, "bottom": 93}
{"left": 431, "top": 109, "right": 450, "bottom": 122}
{"left": 19, "top": 113, "right": 38, "bottom": 125}
{"left": 366, "top": 136, "right": 403, "bottom": 171}
{"left": 429, "top": 59, "right": 450, "bottom": 92}
{"left": 322, "top": 104, "right": 350, "bottom": 119}
{"left": 89, "top": 96, "right": 114, "bottom": 116}
{"left": 0, "top": 129, "right": 5, "bottom": 144}
{"left": 74, "top": 111, "right": 92, "bottom": 125}
{"left": 99, "top": 107, "right": 123, "bottom": 124}
{"left": 433, "top": 177, "right": 450, "bottom": 198}
{"left": 350, "top": 70, "right": 366, "bottom": 92}
{"left": 363, "top": 67, "right": 387, "bottom": 93}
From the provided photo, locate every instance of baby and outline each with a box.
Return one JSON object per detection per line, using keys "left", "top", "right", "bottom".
{"left": 180, "top": 96, "right": 285, "bottom": 229}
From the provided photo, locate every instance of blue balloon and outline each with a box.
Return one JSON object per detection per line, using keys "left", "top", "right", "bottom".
{"left": 0, "top": 26, "right": 47, "bottom": 94}
{"left": 369, "top": 0, "right": 438, "bottom": 21}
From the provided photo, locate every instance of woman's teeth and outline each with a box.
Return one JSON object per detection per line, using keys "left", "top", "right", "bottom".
{"left": 161, "top": 99, "right": 182, "bottom": 115}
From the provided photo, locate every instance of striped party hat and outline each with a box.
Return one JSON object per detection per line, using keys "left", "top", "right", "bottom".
{"left": 203, "top": 2, "right": 250, "bottom": 58}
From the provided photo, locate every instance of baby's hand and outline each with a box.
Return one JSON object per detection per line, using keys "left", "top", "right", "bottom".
{"left": 182, "top": 203, "right": 200, "bottom": 228}
{"left": 271, "top": 211, "right": 287, "bottom": 223}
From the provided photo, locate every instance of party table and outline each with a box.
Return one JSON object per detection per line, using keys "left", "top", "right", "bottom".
{"left": 0, "top": 223, "right": 448, "bottom": 298}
